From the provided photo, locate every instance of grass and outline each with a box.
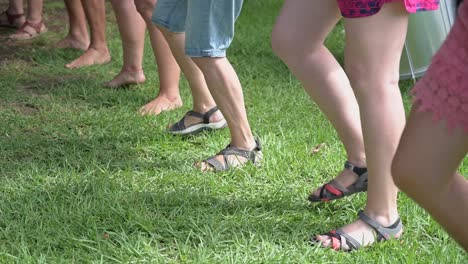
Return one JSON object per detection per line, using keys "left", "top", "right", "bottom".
{"left": 0, "top": 0, "right": 467, "bottom": 263}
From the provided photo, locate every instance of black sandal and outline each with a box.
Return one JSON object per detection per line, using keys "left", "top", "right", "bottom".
{"left": 200, "top": 138, "right": 262, "bottom": 172}
{"left": 168, "top": 106, "right": 227, "bottom": 135}
{"left": 308, "top": 161, "right": 368, "bottom": 202}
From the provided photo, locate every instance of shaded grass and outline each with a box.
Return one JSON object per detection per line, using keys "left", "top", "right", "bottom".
{"left": 0, "top": 0, "right": 466, "bottom": 262}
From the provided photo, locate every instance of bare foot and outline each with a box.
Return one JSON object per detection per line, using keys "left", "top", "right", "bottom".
{"left": 139, "top": 95, "right": 182, "bottom": 116}
{"left": 314, "top": 213, "right": 402, "bottom": 251}
{"left": 104, "top": 69, "right": 146, "bottom": 88}
{"left": 65, "top": 47, "right": 111, "bottom": 69}
{"left": 56, "top": 36, "right": 90, "bottom": 51}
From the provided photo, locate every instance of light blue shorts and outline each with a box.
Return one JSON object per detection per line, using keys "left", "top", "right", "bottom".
{"left": 152, "top": 0, "right": 243, "bottom": 57}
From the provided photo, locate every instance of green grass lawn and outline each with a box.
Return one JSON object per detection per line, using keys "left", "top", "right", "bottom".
{"left": 0, "top": 0, "right": 467, "bottom": 263}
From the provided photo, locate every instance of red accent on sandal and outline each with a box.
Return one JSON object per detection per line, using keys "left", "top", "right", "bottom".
{"left": 325, "top": 184, "right": 343, "bottom": 196}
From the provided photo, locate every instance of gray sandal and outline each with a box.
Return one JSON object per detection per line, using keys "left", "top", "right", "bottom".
{"left": 315, "top": 210, "right": 403, "bottom": 251}
{"left": 168, "top": 106, "right": 227, "bottom": 135}
{"left": 308, "top": 161, "right": 368, "bottom": 202}
{"left": 202, "top": 138, "right": 262, "bottom": 171}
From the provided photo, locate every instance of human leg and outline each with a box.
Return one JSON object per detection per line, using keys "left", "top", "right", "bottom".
{"left": 105, "top": 0, "right": 146, "bottom": 88}
{"left": 66, "top": 0, "right": 111, "bottom": 69}
{"left": 152, "top": 0, "right": 223, "bottom": 128}
{"left": 182, "top": 0, "right": 260, "bottom": 169}
{"left": 56, "top": 0, "right": 90, "bottom": 50}
{"left": 271, "top": 0, "right": 366, "bottom": 198}
{"left": 393, "top": 108, "right": 468, "bottom": 250}
{"left": 135, "top": 0, "right": 182, "bottom": 115}
{"left": 315, "top": 1, "right": 409, "bottom": 250}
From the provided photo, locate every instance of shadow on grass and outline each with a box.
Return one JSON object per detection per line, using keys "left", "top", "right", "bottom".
{"left": 0, "top": 175, "right": 341, "bottom": 260}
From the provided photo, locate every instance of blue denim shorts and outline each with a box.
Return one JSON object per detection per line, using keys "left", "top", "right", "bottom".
{"left": 152, "top": 0, "right": 243, "bottom": 57}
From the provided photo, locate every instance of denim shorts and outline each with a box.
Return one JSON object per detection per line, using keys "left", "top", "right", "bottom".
{"left": 152, "top": 0, "right": 243, "bottom": 57}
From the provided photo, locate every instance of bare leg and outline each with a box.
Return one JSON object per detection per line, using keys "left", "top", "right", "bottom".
{"left": 316, "top": 2, "right": 408, "bottom": 250}
{"left": 192, "top": 57, "right": 256, "bottom": 169}
{"left": 66, "top": 0, "right": 111, "bottom": 69}
{"left": 105, "top": 0, "right": 146, "bottom": 88}
{"left": 157, "top": 28, "right": 222, "bottom": 124}
{"left": 56, "top": 0, "right": 90, "bottom": 51}
{"left": 136, "top": 0, "right": 182, "bottom": 115}
{"left": 271, "top": 0, "right": 366, "bottom": 195}
{"left": 393, "top": 108, "right": 468, "bottom": 251}
{"left": 9, "top": 0, "right": 47, "bottom": 40}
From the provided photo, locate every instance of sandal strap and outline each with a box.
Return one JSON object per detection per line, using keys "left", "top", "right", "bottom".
{"left": 205, "top": 156, "right": 228, "bottom": 171}
{"left": 3, "top": 10, "right": 24, "bottom": 24}
{"left": 185, "top": 106, "right": 219, "bottom": 124}
{"left": 18, "top": 20, "right": 43, "bottom": 35}
{"left": 202, "top": 106, "right": 219, "bottom": 124}
{"left": 358, "top": 210, "right": 403, "bottom": 241}
{"left": 344, "top": 160, "right": 367, "bottom": 176}
{"left": 335, "top": 229, "right": 362, "bottom": 250}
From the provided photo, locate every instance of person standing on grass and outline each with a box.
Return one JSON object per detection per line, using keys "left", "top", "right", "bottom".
{"left": 392, "top": 0, "right": 468, "bottom": 252}
{"left": 57, "top": 0, "right": 183, "bottom": 115}
{"left": 271, "top": 0, "right": 438, "bottom": 251}
{"left": 0, "top": 0, "right": 47, "bottom": 40}
{"left": 153, "top": 0, "right": 262, "bottom": 171}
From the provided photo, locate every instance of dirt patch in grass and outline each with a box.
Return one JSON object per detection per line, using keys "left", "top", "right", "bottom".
{"left": 18, "top": 74, "right": 83, "bottom": 99}
{"left": 0, "top": 99, "right": 40, "bottom": 115}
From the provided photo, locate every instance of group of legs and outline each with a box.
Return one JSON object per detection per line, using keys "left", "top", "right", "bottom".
{"left": 273, "top": 0, "right": 467, "bottom": 251}
{"left": 2, "top": 0, "right": 466, "bottom": 251}
{"left": 59, "top": 0, "right": 183, "bottom": 115}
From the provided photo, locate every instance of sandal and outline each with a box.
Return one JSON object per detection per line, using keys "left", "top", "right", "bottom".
{"left": 0, "top": 10, "right": 25, "bottom": 28}
{"left": 200, "top": 138, "right": 262, "bottom": 172}
{"left": 9, "top": 20, "right": 47, "bottom": 40}
{"left": 313, "top": 210, "right": 403, "bottom": 251}
{"left": 308, "top": 161, "right": 367, "bottom": 202}
{"left": 168, "top": 106, "right": 227, "bottom": 135}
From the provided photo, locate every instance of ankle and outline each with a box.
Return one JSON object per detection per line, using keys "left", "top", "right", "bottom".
{"left": 347, "top": 156, "right": 366, "bottom": 168}
{"left": 122, "top": 66, "right": 144, "bottom": 73}
{"left": 158, "top": 93, "right": 181, "bottom": 103}
{"left": 363, "top": 208, "right": 400, "bottom": 227}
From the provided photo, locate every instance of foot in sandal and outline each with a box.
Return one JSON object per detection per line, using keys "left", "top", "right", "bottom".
{"left": 0, "top": 10, "right": 25, "bottom": 28}
{"left": 308, "top": 161, "right": 368, "bottom": 202}
{"left": 313, "top": 210, "right": 403, "bottom": 251}
{"left": 167, "top": 106, "right": 227, "bottom": 135}
{"left": 9, "top": 20, "right": 47, "bottom": 40}
{"left": 195, "top": 138, "right": 262, "bottom": 172}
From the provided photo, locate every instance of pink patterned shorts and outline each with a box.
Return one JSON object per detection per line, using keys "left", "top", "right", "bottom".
{"left": 412, "top": 1, "right": 468, "bottom": 134}
{"left": 338, "top": 0, "right": 439, "bottom": 18}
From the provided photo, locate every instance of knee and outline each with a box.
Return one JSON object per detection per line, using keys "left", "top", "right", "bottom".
{"left": 191, "top": 57, "right": 220, "bottom": 72}
{"left": 346, "top": 61, "right": 399, "bottom": 99}
{"left": 271, "top": 24, "right": 300, "bottom": 63}
{"left": 135, "top": 0, "right": 156, "bottom": 21}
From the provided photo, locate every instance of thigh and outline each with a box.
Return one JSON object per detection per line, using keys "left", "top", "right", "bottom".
{"left": 152, "top": 0, "right": 187, "bottom": 32}
{"left": 272, "top": 0, "right": 341, "bottom": 49}
{"left": 343, "top": 1, "right": 408, "bottom": 84}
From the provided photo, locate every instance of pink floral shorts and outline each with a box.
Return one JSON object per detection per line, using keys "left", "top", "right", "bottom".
{"left": 412, "top": 1, "right": 468, "bottom": 133}
{"left": 338, "top": 0, "right": 439, "bottom": 18}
